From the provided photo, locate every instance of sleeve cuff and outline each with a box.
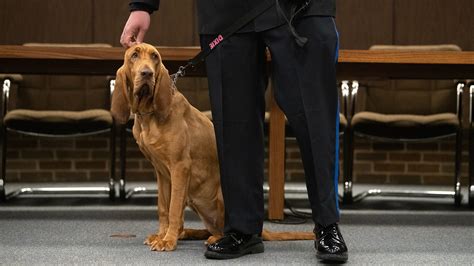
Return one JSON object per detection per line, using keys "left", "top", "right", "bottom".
{"left": 129, "top": 2, "right": 158, "bottom": 14}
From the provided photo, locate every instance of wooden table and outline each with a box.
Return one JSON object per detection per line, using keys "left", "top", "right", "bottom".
{"left": 1, "top": 45, "right": 474, "bottom": 219}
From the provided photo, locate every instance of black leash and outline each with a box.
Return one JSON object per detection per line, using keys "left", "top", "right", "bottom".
{"left": 170, "top": 0, "right": 312, "bottom": 85}
{"left": 171, "top": 0, "right": 276, "bottom": 85}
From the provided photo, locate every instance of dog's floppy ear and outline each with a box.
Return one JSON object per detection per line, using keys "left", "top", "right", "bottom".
{"left": 153, "top": 64, "right": 174, "bottom": 120}
{"left": 111, "top": 66, "right": 131, "bottom": 124}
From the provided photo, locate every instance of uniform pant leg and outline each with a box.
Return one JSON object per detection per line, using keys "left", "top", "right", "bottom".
{"left": 200, "top": 33, "right": 268, "bottom": 234}
{"left": 263, "top": 16, "right": 340, "bottom": 226}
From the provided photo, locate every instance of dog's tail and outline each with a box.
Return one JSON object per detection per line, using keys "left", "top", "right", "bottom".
{"left": 261, "top": 229, "right": 315, "bottom": 241}
{"left": 179, "top": 228, "right": 211, "bottom": 240}
{"left": 181, "top": 228, "right": 314, "bottom": 241}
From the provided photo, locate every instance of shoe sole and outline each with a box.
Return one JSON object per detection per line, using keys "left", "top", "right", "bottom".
{"left": 316, "top": 252, "right": 348, "bottom": 262}
{"left": 204, "top": 242, "right": 264, "bottom": 260}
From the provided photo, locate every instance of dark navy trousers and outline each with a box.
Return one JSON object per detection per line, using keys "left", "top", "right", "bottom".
{"left": 201, "top": 16, "right": 340, "bottom": 234}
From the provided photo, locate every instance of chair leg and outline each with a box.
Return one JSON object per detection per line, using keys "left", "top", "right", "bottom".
{"left": 469, "top": 126, "right": 474, "bottom": 208}
{"left": 119, "top": 125, "right": 127, "bottom": 200}
{"left": 0, "top": 127, "right": 6, "bottom": 202}
{"left": 454, "top": 130, "right": 462, "bottom": 207}
{"left": 108, "top": 125, "right": 116, "bottom": 201}
{"left": 342, "top": 128, "right": 354, "bottom": 204}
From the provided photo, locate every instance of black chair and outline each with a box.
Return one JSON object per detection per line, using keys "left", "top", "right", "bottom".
{"left": 343, "top": 44, "right": 464, "bottom": 206}
{"left": 0, "top": 43, "right": 116, "bottom": 202}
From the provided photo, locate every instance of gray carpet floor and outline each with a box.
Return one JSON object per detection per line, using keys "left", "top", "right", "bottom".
{"left": 1, "top": 183, "right": 473, "bottom": 265}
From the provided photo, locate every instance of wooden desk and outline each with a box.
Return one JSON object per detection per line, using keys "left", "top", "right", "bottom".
{"left": 1, "top": 45, "right": 473, "bottom": 77}
{"left": 1, "top": 45, "right": 474, "bottom": 219}
{"left": 0, "top": 45, "right": 203, "bottom": 76}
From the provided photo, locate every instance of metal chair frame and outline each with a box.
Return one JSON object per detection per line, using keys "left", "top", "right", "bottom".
{"left": 0, "top": 77, "right": 116, "bottom": 202}
{"left": 342, "top": 80, "right": 465, "bottom": 206}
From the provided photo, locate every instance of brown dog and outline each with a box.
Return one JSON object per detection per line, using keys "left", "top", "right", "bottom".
{"left": 111, "top": 43, "right": 313, "bottom": 251}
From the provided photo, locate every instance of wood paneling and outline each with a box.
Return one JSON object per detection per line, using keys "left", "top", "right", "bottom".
{"left": 335, "top": 0, "right": 394, "bottom": 49}
{"left": 93, "top": 0, "right": 198, "bottom": 46}
{"left": 0, "top": 1, "right": 472, "bottom": 49}
{"left": 394, "top": 0, "right": 474, "bottom": 51}
{"left": 152, "top": 0, "right": 199, "bottom": 46}
{"left": 0, "top": 0, "right": 198, "bottom": 47}
{"left": 0, "top": 0, "right": 93, "bottom": 44}
{"left": 93, "top": 0, "right": 131, "bottom": 46}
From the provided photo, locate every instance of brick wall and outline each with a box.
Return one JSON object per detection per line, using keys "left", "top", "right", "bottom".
{"left": 5, "top": 134, "right": 113, "bottom": 183}
{"left": 5, "top": 131, "right": 470, "bottom": 187}
{"left": 284, "top": 135, "right": 470, "bottom": 186}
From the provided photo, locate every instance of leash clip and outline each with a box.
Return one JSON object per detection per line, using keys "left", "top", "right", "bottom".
{"left": 170, "top": 65, "right": 187, "bottom": 88}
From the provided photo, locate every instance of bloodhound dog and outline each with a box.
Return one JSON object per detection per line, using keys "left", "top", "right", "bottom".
{"left": 111, "top": 43, "right": 313, "bottom": 251}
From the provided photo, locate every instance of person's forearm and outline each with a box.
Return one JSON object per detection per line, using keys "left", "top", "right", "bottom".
{"left": 129, "top": 0, "right": 160, "bottom": 13}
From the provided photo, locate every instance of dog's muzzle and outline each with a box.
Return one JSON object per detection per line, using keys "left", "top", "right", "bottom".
{"left": 135, "top": 84, "right": 151, "bottom": 100}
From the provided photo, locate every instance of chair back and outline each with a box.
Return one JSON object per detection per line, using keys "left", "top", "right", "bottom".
{"left": 357, "top": 44, "right": 461, "bottom": 115}
{"left": 8, "top": 43, "right": 112, "bottom": 111}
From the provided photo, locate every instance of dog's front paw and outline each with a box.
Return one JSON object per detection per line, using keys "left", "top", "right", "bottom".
{"left": 150, "top": 238, "right": 177, "bottom": 251}
{"left": 144, "top": 233, "right": 164, "bottom": 246}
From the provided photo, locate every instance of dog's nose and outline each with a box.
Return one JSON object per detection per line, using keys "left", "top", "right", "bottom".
{"left": 140, "top": 68, "right": 153, "bottom": 78}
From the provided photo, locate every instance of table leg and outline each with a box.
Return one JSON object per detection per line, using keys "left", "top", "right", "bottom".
{"left": 268, "top": 93, "right": 285, "bottom": 220}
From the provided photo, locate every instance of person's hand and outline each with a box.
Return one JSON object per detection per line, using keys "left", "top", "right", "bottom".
{"left": 120, "top": 11, "right": 151, "bottom": 48}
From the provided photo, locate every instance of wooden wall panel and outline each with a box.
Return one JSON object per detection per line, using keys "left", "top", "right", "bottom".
{"left": 93, "top": 0, "right": 131, "bottom": 46}
{"left": 0, "top": 0, "right": 93, "bottom": 44}
{"left": 93, "top": 0, "right": 198, "bottom": 47}
{"left": 0, "top": 0, "right": 472, "bottom": 50}
{"left": 335, "top": 0, "right": 394, "bottom": 49}
{"left": 394, "top": 0, "right": 474, "bottom": 51}
{"left": 152, "top": 0, "right": 198, "bottom": 46}
{"left": 0, "top": 1, "right": 4, "bottom": 41}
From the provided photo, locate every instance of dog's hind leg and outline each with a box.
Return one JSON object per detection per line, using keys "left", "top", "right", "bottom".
{"left": 188, "top": 191, "right": 224, "bottom": 245}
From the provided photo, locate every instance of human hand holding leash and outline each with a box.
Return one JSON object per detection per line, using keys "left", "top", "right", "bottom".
{"left": 120, "top": 10, "right": 151, "bottom": 48}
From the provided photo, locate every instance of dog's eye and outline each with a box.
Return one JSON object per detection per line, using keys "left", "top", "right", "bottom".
{"left": 131, "top": 52, "right": 139, "bottom": 60}
{"left": 151, "top": 53, "right": 158, "bottom": 60}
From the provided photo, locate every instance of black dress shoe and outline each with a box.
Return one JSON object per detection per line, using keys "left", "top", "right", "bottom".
{"left": 314, "top": 223, "right": 348, "bottom": 262}
{"left": 205, "top": 232, "right": 264, "bottom": 260}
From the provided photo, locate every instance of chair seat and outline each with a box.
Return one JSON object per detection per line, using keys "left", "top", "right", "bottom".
{"left": 4, "top": 109, "right": 113, "bottom": 135}
{"left": 351, "top": 111, "right": 459, "bottom": 139}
